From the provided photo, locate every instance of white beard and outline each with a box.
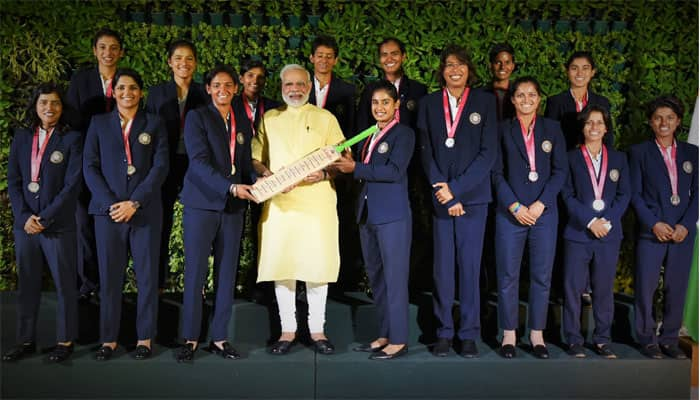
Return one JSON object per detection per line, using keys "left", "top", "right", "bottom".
{"left": 283, "top": 92, "right": 309, "bottom": 108}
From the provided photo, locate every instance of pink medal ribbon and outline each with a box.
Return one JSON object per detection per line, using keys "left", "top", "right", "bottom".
{"left": 581, "top": 145, "right": 608, "bottom": 211}
{"left": 121, "top": 117, "right": 135, "bottom": 175}
{"left": 361, "top": 119, "right": 398, "bottom": 163}
{"left": 656, "top": 139, "right": 680, "bottom": 206}
{"left": 243, "top": 98, "right": 264, "bottom": 136}
{"left": 442, "top": 87, "right": 469, "bottom": 148}
{"left": 105, "top": 78, "right": 113, "bottom": 112}
{"left": 518, "top": 117, "right": 538, "bottom": 182}
{"left": 318, "top": 80, "right": 331, "bottom": 109}
{"left": 570, "top": 89, "right": 588, "bottom": 113}
{"left": 228, "top": 107, "right": 237, "bottom": 175}
{"left": 28, "top": 126, "right": 55, "bottom": 191}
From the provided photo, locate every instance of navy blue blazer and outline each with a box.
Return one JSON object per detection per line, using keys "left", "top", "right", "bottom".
{"left": 180, "top": 103, "right": 254, "bottom": 213}
{"left": 83, "top": 109, "right": 169, "bottom": 223}
{"left": 492, "top": 116, "right": 568, "bottom": 214}
{"left": 545, "top": 90, "right": 612, "bottom": 151}
{"left": 145, "top": 79, "right": 209, "bottom": 162}
{"left": 417, "top": 88, "right": 498, "bottom": 216}
{"left": 231, "top": 94, "right": 280, "bottom": 136}
{"left": 629, "top": 139, "right": 698, "bottom": 239}
{"left": 310, "top": 75, "right": 356, "bottom": 136}
{"left": 353, "top": 123, "right": 415, "bottom": 225}
{"left": 66, "top": 67, "right": 114, "bottom": 132}
{"left": 357, "top": 76, "right": 428, "bottom": 131}
{"left": 8, "top": 126, "right": 82, "bottom": 232}
{"left": 561, "top": 146, "right": 631, "bottom": 242}
{"left": 482, "top": 82, "right": 516, "bottom": 122}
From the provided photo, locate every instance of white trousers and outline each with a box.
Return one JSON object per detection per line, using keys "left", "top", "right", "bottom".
{"left": 275, "top": 280, "right": 328, "bottom": 334}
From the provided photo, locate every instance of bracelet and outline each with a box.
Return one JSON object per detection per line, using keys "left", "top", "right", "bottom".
{"left": 508, "top": 202, "right": 521, "bottom": 214}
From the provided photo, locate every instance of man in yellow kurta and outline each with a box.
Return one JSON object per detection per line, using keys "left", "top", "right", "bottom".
{"left": 252, "top": 64, "right": 345, "bottom": 355}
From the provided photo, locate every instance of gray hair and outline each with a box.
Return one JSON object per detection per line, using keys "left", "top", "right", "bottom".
{"left": 280, "top": 64, "right": 311, "bottom": 82}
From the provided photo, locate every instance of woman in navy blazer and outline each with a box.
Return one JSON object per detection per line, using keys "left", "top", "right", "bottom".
{"left": 332, "top": 80, "right": 414, "bottom": 360}
{"left": 174, "top": 65, "right": 256, "bottom": 363}
{"left": 417, "top": 45, "right": 497, "bottom": 358}
{"left": 145, "top": 39, "right": 208, "bottom": 291}
{"left": 629, "top": 95, "right": 698, "bottom": 359}
{"left": 492, "top": 76, "right": 567, "bottom": 359}
{"left": 545, "top": 51, "right": 612, "bottom": 152}
{"left": 561, "top": 105, "right": 631, "bottom": 359}
{"left": 4, "top": 83, "right": 81, "bottom": 363}
{"left": 483, "top": 43, "right": 516, "bottom": 122}
{"left": 83, "top": 69, "right": 169, "bottom": 361}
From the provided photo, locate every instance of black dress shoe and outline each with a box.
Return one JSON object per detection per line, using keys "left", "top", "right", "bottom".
{"left": 95, "top": 345, "right": 115, "bottom": 361}
{"left": 369, "top": 345, "right": 408, "bottom": 360}
{"left": 48, "top": 343, "right": 74, "bottom": 362}
{"left": 499, "top": 344, "right": 516, "bottom": 359}
{"left": 208, "top": 342, "right": 241, "bottom": 360}
{"left": 532, "top": 344, "right": 549, "bottom": 359}
{"left": 2, "top": 342, "right": 36, "bottom": 361}
{"left": 594, "top": 344, "right": 617, "bottom": 359}
{"left": 640, "top": 344, "right": 663, "bottom": 359}
{"left": 353, "top": 343, "right": 387, "bottom": 353}
{"left": 313, "top": 339, "right": 335, "bottom": 355}
{"left": 459, "top": 340, "right": 478, "bottom": 358}
{"left": 175, "top": 343, "right": 196, "bottom": 362}
{"left": 269, "top": 340, "right": 295, "bottom": 355}
{"left": 133, "top": 345, "right": 152, "bottom": 360}
{"left": 432, "top": 338, "right": 451, "bottom": 357}
{"left": 660, "top": 344, "right": 687, "bottom": 360}
{"left": 567, "top": 343, "right": 586, "bottom": 358}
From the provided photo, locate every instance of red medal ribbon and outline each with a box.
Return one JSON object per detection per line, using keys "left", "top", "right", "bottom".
{"left": 30, "top": 126, "right": 55, "bottom": 182}
{"left": 361, "top": 119, "right": 398, "bottom": 163}
{"left": 656, "top": 139, "right": 678, "bottom": 199}
{"left": 105, "top": 77, "right": 113, "bottom": 112}
{"left": 121, "top": 117, "right": 134, "bottom": 167}
{"left": 243, "top": 98, "right": 264, "bottom": 136}
{"left": 518, "top": 117, "right": 537, "bottom": 174}
{"left": 228, "top": 106, "right": 237, "bottom": 169}
{"left": 443, "top": 87, "right": 469, "bottom": 141}
{"left": 580, "top": 145, "right": 608, "bottom": 202}
{"left": 318, "top": 79, "right": 331, "bottom": 109}
{"left": 570, "top": 89, "right": 588, "bottom": 113}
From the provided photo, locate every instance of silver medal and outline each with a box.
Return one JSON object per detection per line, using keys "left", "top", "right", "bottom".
{"left": 27, "top": 182, "right": 40, "bottom": 193}
{"left": 671, "top": 194, "right": 680, "bottom": 206}
{"left": 127, "top": 165, "right": 136, "bottom": 175}
{"left": 528, "top": 171, "right": 539, "bottom": 182}
{"left": 445, "top": 138, "right": 455, "bottom": 148}
{"left": 592, "top": 199, "right": 605, "bottom": 211}
{"left": 231, "top": 165, "right": 236, "bottom": 175}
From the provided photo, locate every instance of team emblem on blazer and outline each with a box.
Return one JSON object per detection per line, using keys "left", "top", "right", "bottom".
{"left": 541, "top": 140, "right": 552, "bottom": 153}
{"left": 237, "top": 132, "right": 245, "bottom": 145}
{"left": 683, "top": 161, "right": 693, "bottom": 174}
{"left": 609, "top": 168, "right": 619, "bottom": 182}
{"left": 49, "top": 150, "right": 64, "bottom": 164}
{"left": 377, "top": 142, "right": 389, "bottom": 154}
{"left": 138, "top": 132, "right": 151, "bottom": 145}
{"left": 406, "top": 100, "right": 417, "bottom": 111}
{"left": 469, "top": 112, "right": 481, "bottom": 125}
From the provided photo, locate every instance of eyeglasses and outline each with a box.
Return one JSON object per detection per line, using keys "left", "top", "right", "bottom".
{"left": 445, "top": 62, "right": 466, "bottom": 70}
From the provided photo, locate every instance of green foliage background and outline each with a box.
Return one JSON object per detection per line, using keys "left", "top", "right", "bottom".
{"left": 0, "top": 0, "right": 697, "bottom": 295}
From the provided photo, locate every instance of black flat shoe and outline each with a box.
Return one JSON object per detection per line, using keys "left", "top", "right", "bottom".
{"left": 313, "top": 339, "right": 335, "bottom": 355}
{"left": 640, "top": 344, "right": 663, "bottom": 359}
{"left": 95, "top": 345, "right": 115, "bottom": 361}
{"left": 133, "top": 345, "right": 152, "bottom": 360}
{"left": 595, "top": 344, "right": 617, "bottom": 359}
{"left": 532, "top": 344, "right": 549, "bottom": 359}
{"left": 175, "top": 343, "right": 196, "bottom": 362}
{"left": 353, "top": 343, "right": 387, "bottom": 353}
{"left": 460, "top": 339, "right": 479, "bottom": 358}
{"left": 499, "top": 344, "right": 516, "bottom": 359}
{"left": 432, "top": 338, "right": 451, "bottom": 357}
{"left": 369, "top": 345, "right": 408, "bottom": 360}
{"left": 269, "top": 340, "right": 295, "bottom": 355}
{"left": 2, "top": 342, "right": 36, "bottom": 362}
{"left": 48, "top": 343, "right": 73, "bottom": 363}
{"left": 208, "top": 342, "right": 241, "bottom": 360}
{"left": 660, "top": 344, "right": 687, "bottom": 360}
{"left": 567, "top": 343, "right": 586, "bottom": 358}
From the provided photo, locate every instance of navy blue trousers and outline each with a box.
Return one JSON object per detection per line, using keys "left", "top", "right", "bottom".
{"left": 495, "top": 210, "right": 557, "bottom": 331}
{"left": 562, "top": 239, "right": 620, "bottom": 345}
{"left": 432, "top": 205, "right": 487, "bottom": 341}
{"left": 94, "top": 215, "right": 161, "bottom": 343}
{"left": 359, "top": 217, "right": 411, "bottom": 344}
{"left": 635, "top": 235, "right": 695, "bottom": 346}
{"left": 182, "top": 207, "right": 244, "bottom": 342}
{"left": 14, "top": 230, "right": 78, "bottom": 343}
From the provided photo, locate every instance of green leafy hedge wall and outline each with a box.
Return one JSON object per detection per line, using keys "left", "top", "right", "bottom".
{"left": 1, "top": 0, "right": 697, "bottom": 294}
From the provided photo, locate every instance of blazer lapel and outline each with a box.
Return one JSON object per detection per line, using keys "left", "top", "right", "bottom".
{"left": 510, "top": 119, "right": 529, "bottom": 163}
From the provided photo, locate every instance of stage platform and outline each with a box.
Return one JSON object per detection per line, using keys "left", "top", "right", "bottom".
{"left": 0, "top": 291, "right": 690, "bottom": 399}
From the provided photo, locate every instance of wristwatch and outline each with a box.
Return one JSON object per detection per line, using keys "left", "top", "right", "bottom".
{"left": 131, "top": 201, "right": 141, "bottom": 210}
